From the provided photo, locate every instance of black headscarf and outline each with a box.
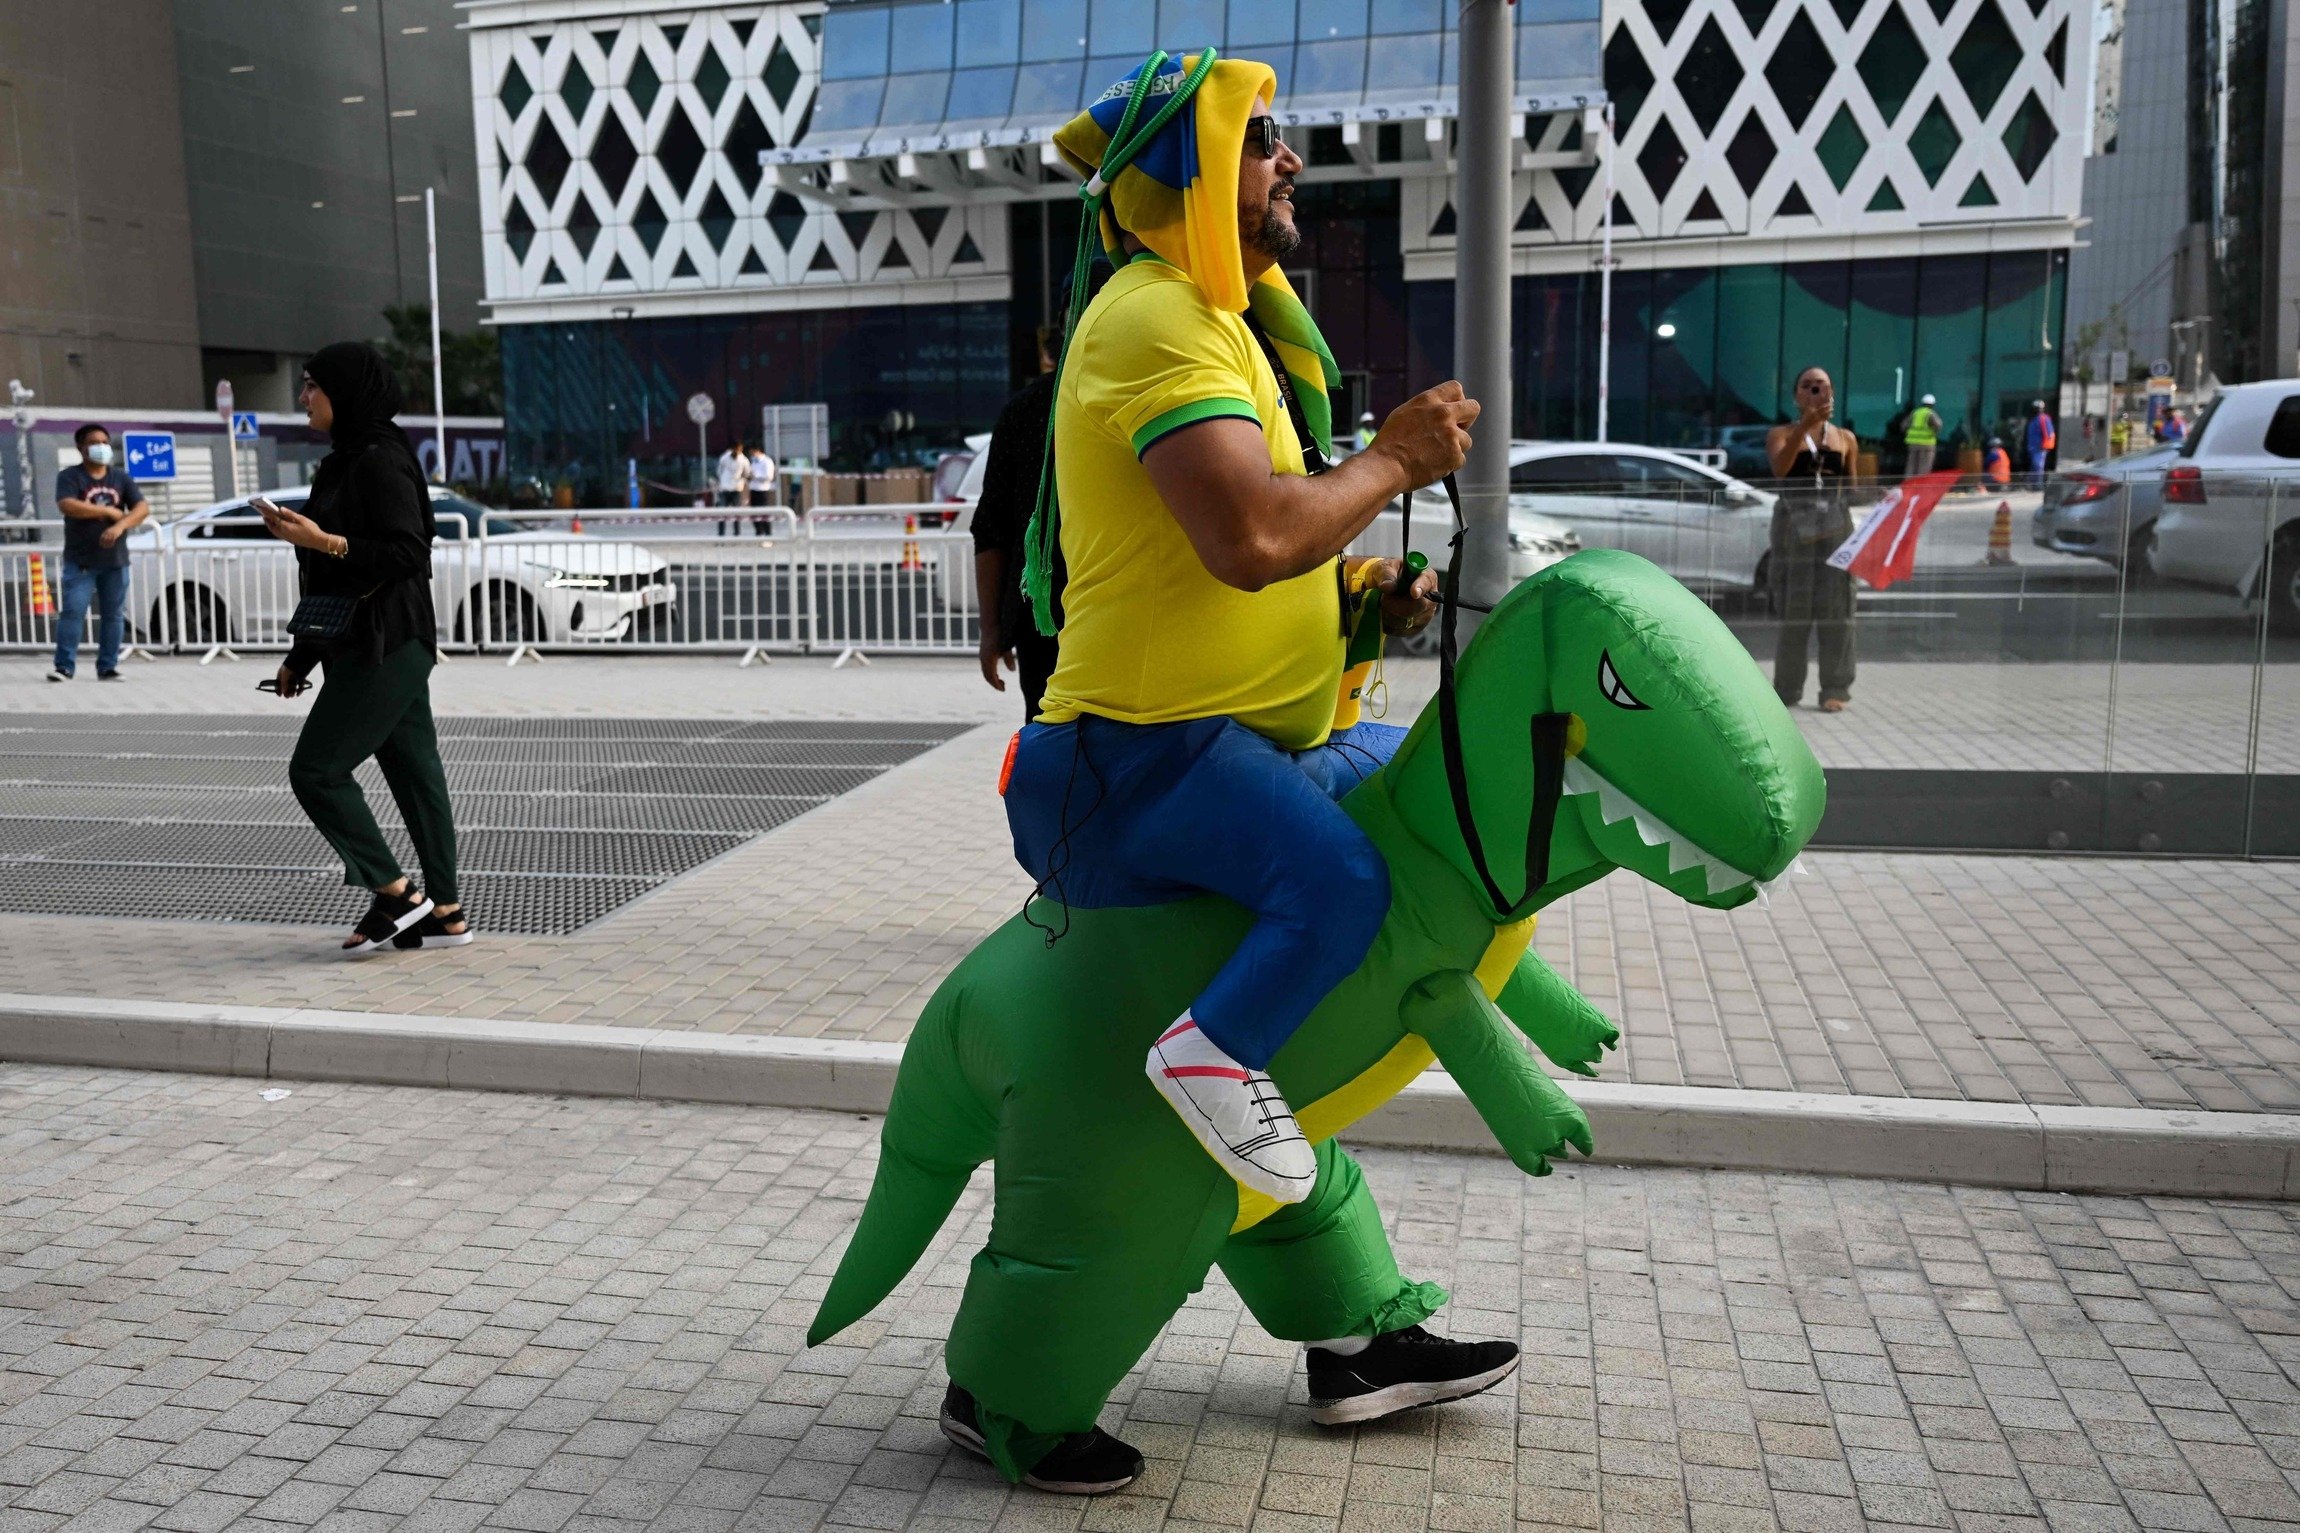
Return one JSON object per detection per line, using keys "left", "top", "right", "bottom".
{"left": 305, "top": 341, "right": 423, "bottom": 508}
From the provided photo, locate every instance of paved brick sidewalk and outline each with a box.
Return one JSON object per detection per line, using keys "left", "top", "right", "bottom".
{"left": 5, "top": 716, "right": 2299, "bottom": 1113}
{"left": 2, "top": 1065, "right": 2296, "bottom": 1533}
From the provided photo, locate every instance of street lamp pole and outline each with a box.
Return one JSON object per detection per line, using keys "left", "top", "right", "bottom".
{"left": 1453, "top": 0, "right": 1515, "bottom": 623}
{"left": 1596, "top": 101, "right": 1615, "bottom": 444}
{"left": 425, "top": 187, "right": 447, "bottom": 483}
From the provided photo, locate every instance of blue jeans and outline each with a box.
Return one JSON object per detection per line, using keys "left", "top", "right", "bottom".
{"left": 1005, "top": 715, "right": 1406, "bottom": 1070}
{"left": 54, "top": 560, "right": 128, "bottom": 677}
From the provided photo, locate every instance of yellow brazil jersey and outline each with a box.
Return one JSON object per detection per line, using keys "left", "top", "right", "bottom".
{"left": 1035, "top": 258, "right": 1342, "bottom": 751}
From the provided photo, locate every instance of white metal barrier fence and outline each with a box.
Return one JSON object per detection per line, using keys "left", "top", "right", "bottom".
{"left": 0, "top": 506, "right": 981, "bottom": 665}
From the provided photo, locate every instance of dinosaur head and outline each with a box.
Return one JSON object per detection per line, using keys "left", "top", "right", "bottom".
{"left": 1383, "top": 549, "right": 1824, "bottom": 918}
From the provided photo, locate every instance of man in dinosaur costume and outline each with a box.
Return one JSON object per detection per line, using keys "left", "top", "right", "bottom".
{"left": 808, "top": 551, "right": 1826, "bottom": 1492}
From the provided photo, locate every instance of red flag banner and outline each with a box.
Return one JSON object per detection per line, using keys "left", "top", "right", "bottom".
{"left": 1826, "top": 470, "right": 1962, "bottom": 590}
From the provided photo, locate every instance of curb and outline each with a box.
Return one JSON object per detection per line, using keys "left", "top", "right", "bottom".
{"left": 3, "top": 994, "right": 2295, "bottom": 1200}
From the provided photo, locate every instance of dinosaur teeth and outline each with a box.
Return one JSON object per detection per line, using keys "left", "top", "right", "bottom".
{"left": 1561, "top": 756, "right": 1755, "bottom": 897}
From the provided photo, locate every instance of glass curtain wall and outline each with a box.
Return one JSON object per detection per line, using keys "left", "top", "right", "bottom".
{"left": 502, "top": 303, "right": 1009, "bottom": 499}
{"left": 1501, "top": 248, "right": 2067, "bottom": 455}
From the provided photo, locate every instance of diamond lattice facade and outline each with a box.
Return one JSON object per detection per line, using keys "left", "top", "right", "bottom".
{"left": 469, "top": 0, "right": 2085, "bottom": 492}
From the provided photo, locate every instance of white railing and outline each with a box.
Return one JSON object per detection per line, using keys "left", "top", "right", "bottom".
{"left": 0, "top": 505, "right": 982, "bottom": 665}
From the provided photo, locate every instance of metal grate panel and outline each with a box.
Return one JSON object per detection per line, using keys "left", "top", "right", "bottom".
{"left": 0, "top": 713, "right": 959, "bottom": 934}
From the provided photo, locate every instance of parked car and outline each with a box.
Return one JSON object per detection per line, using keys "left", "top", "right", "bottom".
{"left": 2143, "top": 380, "right": 2300, "bottom": 628}
{"left": 1496, "top": 441, "right": 1779, "bottom": 596}
{"left": 125, "top": 487, "right": 678, "bottom": 647}
{"left": 1711, "top": 425, "right": 1778, "bottom": 481}
{"left": 2031, "top": 444, "right": 2178, "bottom": 574}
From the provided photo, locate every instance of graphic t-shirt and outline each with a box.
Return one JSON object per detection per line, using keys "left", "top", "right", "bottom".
{"left": 1035, "top": 259, "right": 1342, "bottom": 750}
{"left": 55, "top": 465, "right": 143, "bottom": 570}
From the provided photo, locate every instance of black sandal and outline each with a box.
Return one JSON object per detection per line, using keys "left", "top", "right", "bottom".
{"left": 342, "top": 887, "right": 433, "bottom": 958}
{"left": 392, "top": 906, "right": 473, "bottom": 950}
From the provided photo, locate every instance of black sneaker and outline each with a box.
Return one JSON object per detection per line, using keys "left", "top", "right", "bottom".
{"left": 341, "top": 887, "right": 434, "bottom": 959}
{"left": 1305, "top": 1325, "right": 1520, "bottom": 1426}
{"left": 939, "top": 1383, "right": 1142, "bottom": 1495}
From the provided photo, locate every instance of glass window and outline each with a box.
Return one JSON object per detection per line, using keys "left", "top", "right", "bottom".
{"left": 1228, "top": 0, "right": 1294, "bottom": 46}
{"left": 1302, "top": 0, "right": 1368, "bottom": 39}
{"left": 1023, "top": 0, "right": 1089, "bottom": 61}
{"left": 1158, "top": 0, "right": 1225, "bottom": 49}
{"left": 1714, "top": 263, "right": 1784, "bottom": 429}
{"left": 819, "top": 5, "right": 891, "bottom": 81}
{"left": 1911, "top": 253, "right": 1985, "bottom": 444}
{"left": 889, "top": 3, "right": 955, "bottom": 72}
{"left": 810, "top": 77, "right": 886, "bottom": 133}
{"left": 878, "top": 71, "right": 952, "bottom": 126}
{"left": 1371, "top": 0, "right": 1442, "bottom": 34}
{"left": 945, "top": 64, "right": 1017, "bottom": 120}
{"left": 1979, "top": 249, "right": 2060, "bottom": 443}
{"left": 1290, "top": 38, "right": 1366, "bottom": 98}
{"left": 1780, "top": 262, "right": 1851, "bottom": 422}
{"left": 1011, "top": 60, "right": 1085, "bottom": 117}
{"left": 1846, "top": 257, "right": 1915, "bottom": 442}
{"left": 1091, "top": 0, "right": 1155, "bottom": 54}
{"left": 1365, "top": 30, "right": 1441, "bottom": 92}
{"left": 1519, "top": 21, "right": 1600, "bottom": 83}
{"left": 2264, "top": 398, "right": 2300, "bottom": 458}
{"left": 1512, "top": 453, "right": 1613, "bottom": 487}
{"left": 954, "top": 0, "right": 1022, "bottom": 68}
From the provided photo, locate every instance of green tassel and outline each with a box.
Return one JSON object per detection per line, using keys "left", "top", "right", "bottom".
{"left": 1018, "top": 47, "right": 1218, "bottom": 638}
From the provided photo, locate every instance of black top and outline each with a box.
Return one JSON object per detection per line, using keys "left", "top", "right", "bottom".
{"left": 1776, "top": 430, "right": 1854, "bottom": 549}
{"left": 284, "top": 444, "right": 438, "bottom": 675}
{"left": 971, "top": 371, "right": 1064, "bottom": 642}
{"left": 55, "top": 466, "right": 143, "bottom": 570}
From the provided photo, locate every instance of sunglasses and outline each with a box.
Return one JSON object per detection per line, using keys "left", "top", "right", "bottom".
{"left": 1246, "top": 115, "right": 1286, "bottom": 159}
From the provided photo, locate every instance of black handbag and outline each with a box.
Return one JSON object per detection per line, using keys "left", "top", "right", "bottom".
{"left": 285, "top": 590, "right": 366, "bottom": 639}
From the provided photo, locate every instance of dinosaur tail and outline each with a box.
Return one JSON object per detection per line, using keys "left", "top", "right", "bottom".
{"left": 808, "top": 1006, "right": 996, "bottom": 1346}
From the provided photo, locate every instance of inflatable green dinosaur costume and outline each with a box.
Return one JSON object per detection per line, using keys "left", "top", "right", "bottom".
{"left": 809, "top": 550, "right": 1825, "bottom": 1476}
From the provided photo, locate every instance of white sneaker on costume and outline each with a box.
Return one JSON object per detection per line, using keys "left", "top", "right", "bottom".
{"left": 1145, "top": 1014, "right": 1316, "bottom": 1204}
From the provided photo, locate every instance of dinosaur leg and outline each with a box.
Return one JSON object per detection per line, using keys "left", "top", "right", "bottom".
{"left": 1494, "top": 949, "right": 1621, "bottom": 1078}
{"left": 944, "top": 1129, "right": 1238, "bottom": 1482}
{"left": 1405, "top": 970, "right": 1594, "bottom": 1177}
{"left": 1216, "top": 1139, "right": 1447, "bottom": 1343}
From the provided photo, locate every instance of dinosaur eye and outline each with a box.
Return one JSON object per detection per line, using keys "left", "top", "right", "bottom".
{"left": 1598, "top": 650, "right": 1648, "bottom": 711}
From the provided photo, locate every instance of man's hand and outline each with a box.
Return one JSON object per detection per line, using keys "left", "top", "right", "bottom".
{"left": 978, "top": 623, "right": 1014, "bottom": 691}
{"left": 1372, "top": 557, "right": 1440, "bottom": 636}
{"left": 1363, "top": 382, "right": 1480, "bottom": 493}
{"left": 97, "top": 524, "right": 125, "bottom": 548}
{"left": 272, "top": 665, "right": 309, "bottom": 698}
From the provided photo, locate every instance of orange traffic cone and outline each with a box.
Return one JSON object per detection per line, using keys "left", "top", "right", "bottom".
{"left": 901, "top": 512, "right": 921, "bottom": 572}
{"left": 26, "top": 553, "right": 53, "bottom": 616}
{"left": 1985, "top": 501, "right": 2013, "bottom": 566}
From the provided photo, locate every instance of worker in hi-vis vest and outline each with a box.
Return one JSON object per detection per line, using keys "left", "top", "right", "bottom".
{"left": 1903, "top": 394, "right": 1942, "bottom": 479}
{"left": 2026, "top": 400, "right": 2056, "bottom": 479}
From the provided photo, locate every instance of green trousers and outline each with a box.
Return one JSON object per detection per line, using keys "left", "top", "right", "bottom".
{"left": 289, "top": 640, "right": 458, "bottom": 904}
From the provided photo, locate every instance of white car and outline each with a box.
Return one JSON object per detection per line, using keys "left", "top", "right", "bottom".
{"left": 1498, "top": 441, "right": 1779, "bottom": 595}
{"left": 126, "top": 487, "right": 678, "bottom": 647}
{"left": 2144, "top": 379, "right": 2300, "bottom": 629}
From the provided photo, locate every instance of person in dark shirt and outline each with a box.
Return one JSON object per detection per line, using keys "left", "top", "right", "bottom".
{"left": 258, "top": 341, "right": 467, "bottom": 958}
{"left": 49, "top": 424, "right": 148, "bottom": 681}
{"left": 972, "top": 372, "right": 1061, "bottom": 717}
{"left": 970, "top": 265, "right": 1109, "bottom": 719}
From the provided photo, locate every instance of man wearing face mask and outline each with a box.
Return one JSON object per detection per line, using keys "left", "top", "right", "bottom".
{"left": 49, "top": 424, "right": 149, "bottom": 682}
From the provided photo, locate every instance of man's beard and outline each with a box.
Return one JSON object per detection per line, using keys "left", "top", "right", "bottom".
{"left": 1246, "top": 190, "right": 1300, "bottom": 261}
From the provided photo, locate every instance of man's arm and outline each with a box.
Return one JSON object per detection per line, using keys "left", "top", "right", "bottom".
{"left": 57, "top": 496, "right": 122, "bottom": 521}
{"left": 99, "top": 503, "right": 149, "bottom": 545}
{"left": 1139, "top": 382, "right": 1477, "bottom": 592}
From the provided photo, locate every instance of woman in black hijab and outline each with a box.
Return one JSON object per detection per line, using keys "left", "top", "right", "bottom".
{"left": 258, "top": 341, "right": 467, "bottom": 956}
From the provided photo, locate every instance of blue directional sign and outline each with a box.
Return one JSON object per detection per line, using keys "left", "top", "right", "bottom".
{"left": 121, "top": 431, "right": 176, "bottom": 480}
{"left": 231, "top": 412, "right": 259, "bottom": 440}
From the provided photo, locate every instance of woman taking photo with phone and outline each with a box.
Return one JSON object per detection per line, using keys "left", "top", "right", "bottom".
{"left": 259, "top": 340, "right": 467, "bottom": 956}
